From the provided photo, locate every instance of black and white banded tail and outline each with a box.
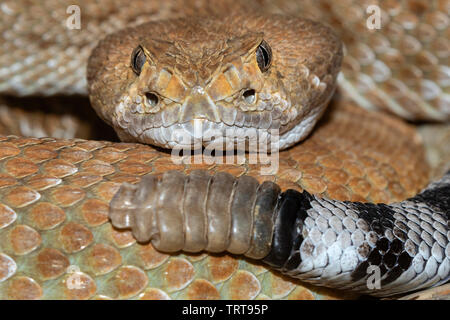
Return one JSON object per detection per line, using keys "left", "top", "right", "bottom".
{"left": 109, "top": 170, "right": 449, "bottom": 297}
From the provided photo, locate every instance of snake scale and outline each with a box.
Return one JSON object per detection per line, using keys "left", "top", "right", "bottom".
{"left": 0, "top": 0, "right": 449, "bottom": 299}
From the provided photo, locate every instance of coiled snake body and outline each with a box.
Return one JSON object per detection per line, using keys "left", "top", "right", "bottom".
{"left": 0, "top": 0, "right": 448, "bottom": 299}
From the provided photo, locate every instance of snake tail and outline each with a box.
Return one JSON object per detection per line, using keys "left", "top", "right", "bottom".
{"left": 109, "top": 170, "right": 449, "bottom": 297}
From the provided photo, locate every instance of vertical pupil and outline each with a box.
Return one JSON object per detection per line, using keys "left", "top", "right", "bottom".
{"left": 134, "top": 53, "right": 140, "bottom": 67}
{"left": 135, "top": 52, "right": 143, "bottom": 68}
{"left": 132, "top": 47, "right": 146, "bottom": 74}
{"left": 256, "top": 41, "right": 271, "bottom": 72}
{"left": 261, "top": 47, "right": 268, "bottom": 66}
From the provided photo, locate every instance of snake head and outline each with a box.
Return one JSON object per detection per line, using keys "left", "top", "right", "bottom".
{"left": 88, "top": 14, "right": 342, "bottom": 150}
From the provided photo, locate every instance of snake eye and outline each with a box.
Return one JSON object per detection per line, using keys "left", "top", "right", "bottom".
{"left": 256, "top": 40, "right": 272, "bottom": 72}
{"left": 131, "top": 46, "right": 146, "bottom": 75}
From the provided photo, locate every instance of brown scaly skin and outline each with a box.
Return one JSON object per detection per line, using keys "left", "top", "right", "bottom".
{"left": 0, "top": 101, "right": 430, "bottom": 299}
{"left": 0, "top": 0, "right": 446, "bottom": 299}
{"left": 265, "top": 0, "right": 450, "bottom": 122}
{"left": 1, "top": 0, "right": 448, "bottom": 121}
{"left": 0, "top": 96, "right": 109, "bottom": 141}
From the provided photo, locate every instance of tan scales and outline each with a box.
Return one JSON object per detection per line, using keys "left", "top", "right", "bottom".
{"left": 0, "top": 0, "right": 448, "bottom": 299}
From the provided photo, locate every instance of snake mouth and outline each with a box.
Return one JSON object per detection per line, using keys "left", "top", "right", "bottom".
{"left": 112, "top": 95, "right": 328, "bottom": 151}
{"left": 136, "top": 120, "right": 280, "bottom": 151}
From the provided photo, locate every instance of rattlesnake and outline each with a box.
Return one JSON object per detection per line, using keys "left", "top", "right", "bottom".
{"left": 0, "top": 0, "right": 448, "bottom": 299}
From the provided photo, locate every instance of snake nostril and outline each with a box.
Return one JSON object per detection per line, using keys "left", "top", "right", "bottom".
{"left": 145, "top": 92, "right": 159, "bottom": 107}
{"left": 242, "top": 89, "right": 256, "bottom": 104}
